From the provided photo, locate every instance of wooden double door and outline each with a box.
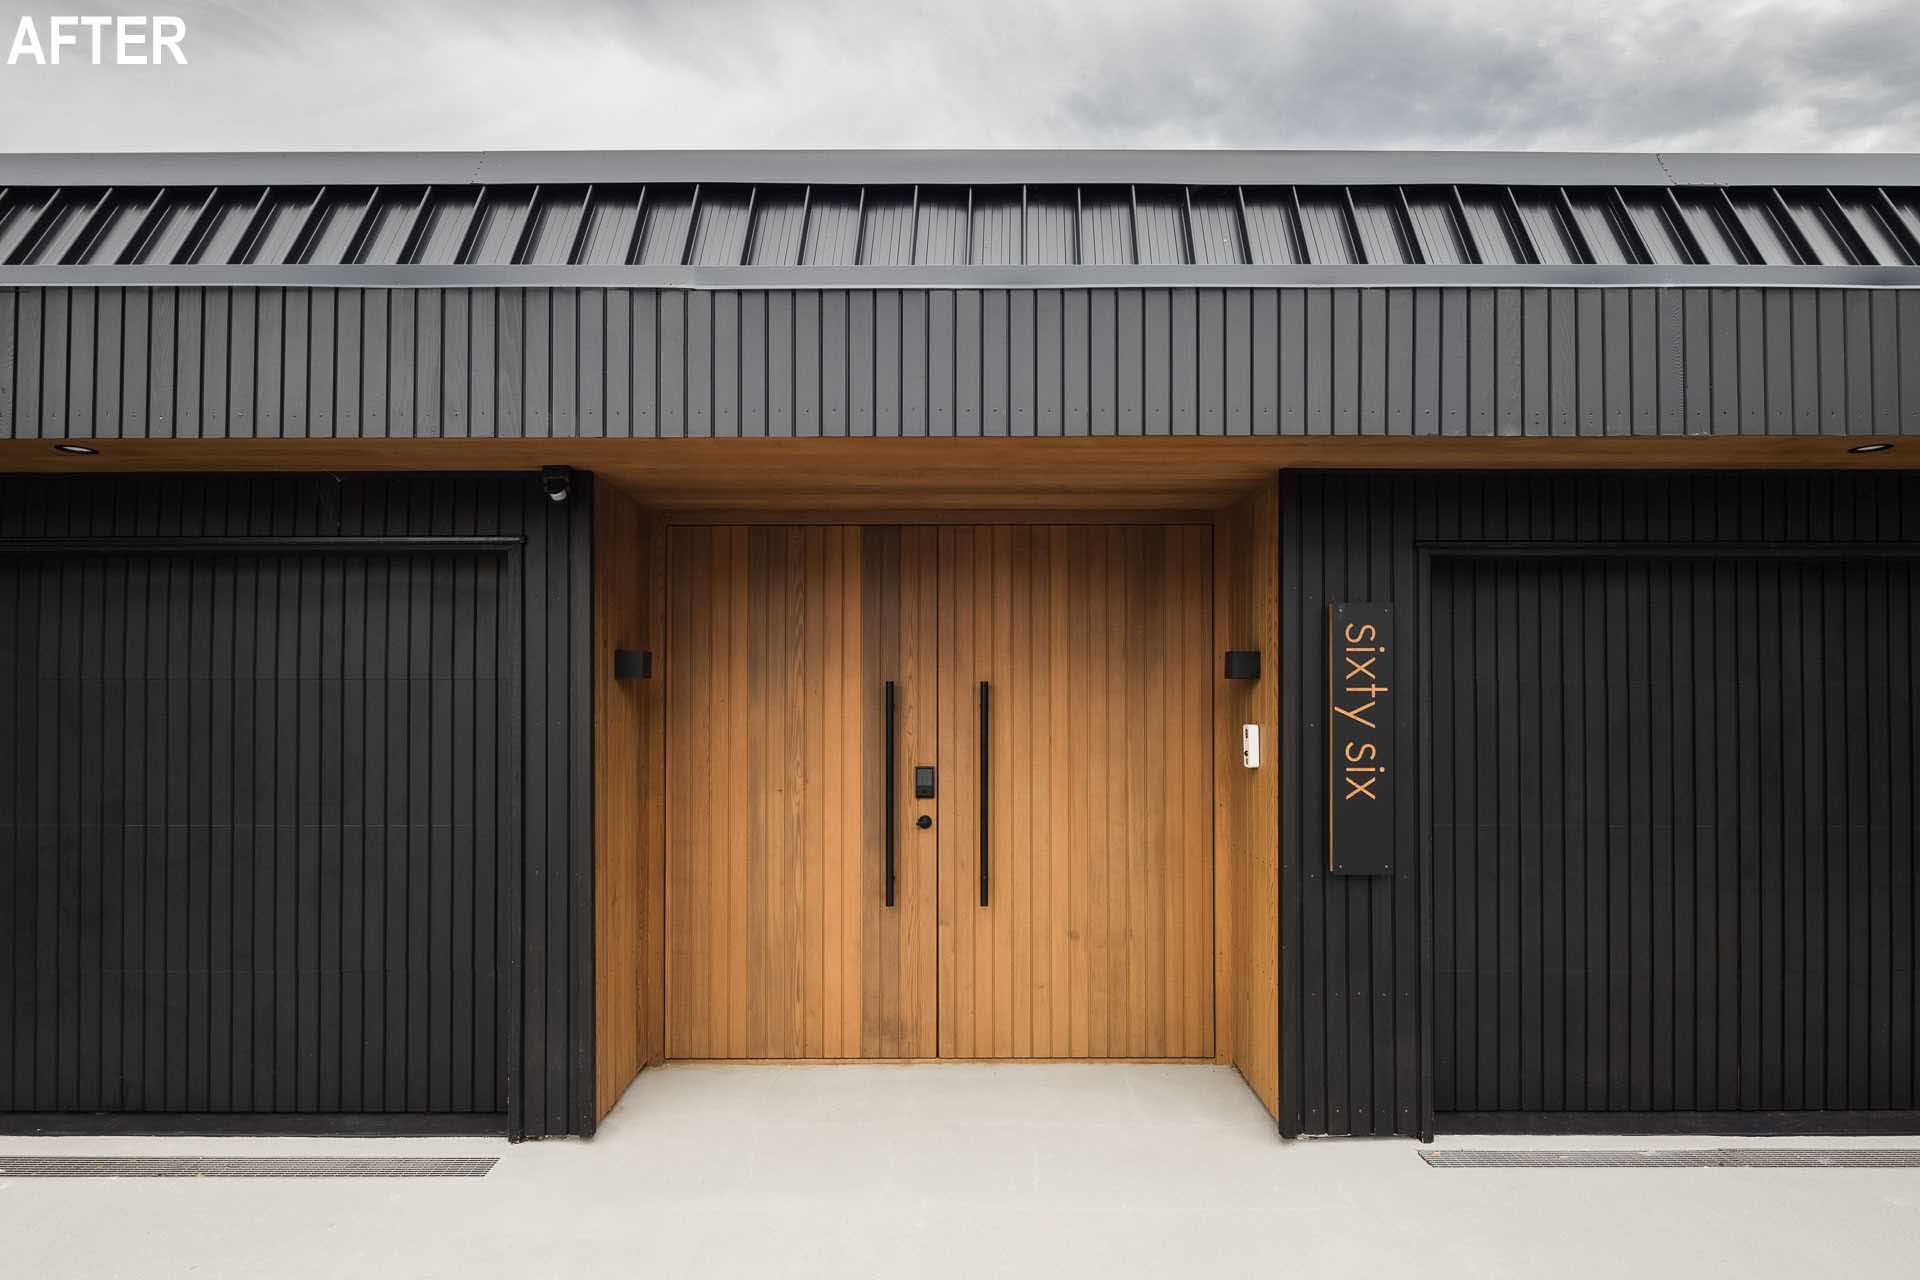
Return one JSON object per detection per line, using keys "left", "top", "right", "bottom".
{"left": 666, "top": 523, "right": 1214, "bottom": 1061}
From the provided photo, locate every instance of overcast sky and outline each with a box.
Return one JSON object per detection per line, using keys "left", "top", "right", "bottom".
{"left": 0, "top": 0, "right": 1916, "bottom": 152}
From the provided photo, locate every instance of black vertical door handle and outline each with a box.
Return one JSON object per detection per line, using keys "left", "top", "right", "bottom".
{"left": 884, "top": 680, "right": 896, "bottom": 908}
{"left": 978, "top": 680, "right": 990, "bottom": 907}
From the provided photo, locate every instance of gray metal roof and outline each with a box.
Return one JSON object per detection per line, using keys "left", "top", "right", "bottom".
{"left": 2, "top": 149, "right": 1919, "bottom": 287}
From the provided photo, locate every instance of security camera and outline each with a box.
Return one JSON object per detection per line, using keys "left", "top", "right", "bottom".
{"left": 541, "top": 466, "right": 572, "bottom": 504}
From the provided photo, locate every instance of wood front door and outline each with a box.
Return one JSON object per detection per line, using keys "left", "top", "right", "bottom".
{"left": 666, "top": 525, "right": 938, "bottom": 1059}
{"left": 936, "top": 526, "right": 1216, "bottom": 1059}
{"left": 665, "top": 523, "right": 1213, "bottom": 1061}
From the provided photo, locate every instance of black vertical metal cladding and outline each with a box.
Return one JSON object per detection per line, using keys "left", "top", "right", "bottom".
{"left": 7, "top": 281, "right": 1920, "bottom": 445}
{"left": 1432, "top": 549, "right": 1919, "bottom": 1126}
{"left": 0, "top": 473, "right": 596, "bottom": 1139}
{"left": 1280, "top": 470, "right": 1920, "bottom": 1139}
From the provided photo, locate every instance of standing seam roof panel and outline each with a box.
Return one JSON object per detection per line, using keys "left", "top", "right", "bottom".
{"left": 914, "top": 193, "right": 968, "bottom": 265}
{"left": 740, "top": 187, "right": 803, "bottom": 266}
{"left": 1189, "top": 189, "right": 1245, "bottom": 266}
{"left": 1727, "top": 192, "right": 1798, "bottom": 264}
{"left": 634, "top": 190, "right": 694, "bottom": 265}
{"left": 1242, "top": 192, "right": 1302, "bottom": 265}
{"left": 1564, "top": 192, "right": 1632, "bottom": 265}
{"left": 1511, "top": 193, "right": 1574, "bottom": 265}
{"left": 859, "top": 189, "right": 915, "bottom": 265}
{"left": 689, "top": 188, "right": 753, "bottom": 266}
{"left": 1025, "top": 189, "right": 1075, "bottom": 264}
{"left": 801, "top": 191, "right": 861, "bottom": 266}
{"left": 1297, "top": 191, "right": 1356, "bottom": 264}
{"left": 574, "top": 193, "right": 640, "bottom": 267}
{"left": 1672, "top": 192, "right": 1746, "bottom": 264}
{"left": 521, "top": 189, "right": 588, "bottom": 266}
{"left": 1834, "top": 193, "right": 1912, "bottom": 265}
{"left": 970, "top": 189, "right": 1022, "bottom": 265}
{"left": 1133, "top": 190, "right": 1187, "bottom": 265}
{"left": 1779, "top": 191, "right": 1854, "bottom": 265}
{"left": 465, "top": 190, "right": 532, "bottom": 265}
{"left": 5, "top": 172, "right": 1920, "bottom": 276}
{"left": 1456, "top": 190, "right": 1523, "bottom": 264}
{"left": 1351, "top": 191, "right": 1414, "bottom": 264}
{"left": 1078, "top": 190, "right": 1134, "bottom": 265}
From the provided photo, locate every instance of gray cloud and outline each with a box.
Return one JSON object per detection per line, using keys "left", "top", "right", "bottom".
{"left": 0, "top": 0, "right": 1914, "bottom": 151}
{"left": 1055, "top": 0, "right": 1920, "bottom": 150}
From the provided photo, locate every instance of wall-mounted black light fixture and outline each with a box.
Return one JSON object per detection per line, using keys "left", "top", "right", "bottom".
{"left": 53, "top": 443, "right": 98, "bottom": 455}
{"left": 1223, "top": 650, "right": 1261, "bottom": 680}
{"left": 541, "top": 465, "right": 573, "bottom": 502}
{"left": 1848, "top": 442, "right": 1894, "bottom": 454}
{"left": 613, "top": 649, "right": 653, "bottom": 680}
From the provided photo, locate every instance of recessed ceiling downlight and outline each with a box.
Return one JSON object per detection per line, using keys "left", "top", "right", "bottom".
{"left": 1848, "top": 442, "right": 1894, "bottom": 454}
{"left": 53, "top": 443, "right": 98, "bottom": 455}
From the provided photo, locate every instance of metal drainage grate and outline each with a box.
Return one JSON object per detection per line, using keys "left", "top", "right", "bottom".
{"left": 1423, "top": 1149, "right": 1920, "bottom": 1169}
{"left": 0, "top": 1155, "right": 497, "bottom": 1179}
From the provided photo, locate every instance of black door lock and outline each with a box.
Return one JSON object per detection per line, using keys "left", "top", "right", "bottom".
{"left": 915, "top": 814, "right": 932, "bottom": 829}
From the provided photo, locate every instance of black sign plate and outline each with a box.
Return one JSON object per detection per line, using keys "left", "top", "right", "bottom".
{"left": 1329, "top": 602, "right": 1393, "bottom": 876}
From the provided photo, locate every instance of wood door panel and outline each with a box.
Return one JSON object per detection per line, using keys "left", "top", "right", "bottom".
{"left": 937, "top": 525, "right": 1215, "bottom": 1059}
{"left": 666, "top": 525, "right": 936, "bottom": 1059}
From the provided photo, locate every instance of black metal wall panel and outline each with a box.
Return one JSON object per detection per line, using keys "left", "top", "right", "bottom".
{"left": 1431, "top": 554, "right": 1918, "bottom": 1120}
{"left": 1279, "top": 472, "right": 1920, "bottom": 1138}
{"left": 3, "top": 287, "right": 1915, "bottom": 442}
{"left": 0, "top": 474, "right": 595, "bottom": 1138}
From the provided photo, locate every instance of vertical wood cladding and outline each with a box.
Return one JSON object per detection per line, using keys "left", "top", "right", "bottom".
{"left": 592, "top": 485, "right": 660, "bottom": 1120}
{"left": 1282, "top": 472, "right": 1920, "bottom": 1137}
{"left": 936, "top": 525, "right": 1216, "bottom": 1061}
{"left": 1217, "top": 484, "right": 1281, "bottom": 1119}
{"left": 665, "top": 525, "right": 941, "bottom": 1060}
{"left": 4, "top": 287, "right": 1916, "bottom": 442}
{"left": 0, "top": 473, "right": 595, "bottom": 1138}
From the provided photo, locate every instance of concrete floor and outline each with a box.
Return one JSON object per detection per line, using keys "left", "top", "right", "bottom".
{"left": 4, "top": 1063, "right": 1920, "bottom": 1278}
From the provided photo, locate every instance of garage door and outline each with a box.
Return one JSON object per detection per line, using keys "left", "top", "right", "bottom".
{"left": 1433, "top": 553, "right": 1918, "bottom": 1124}
{"left": 0, "top": 549, "right": 514, "bottom": 1123}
